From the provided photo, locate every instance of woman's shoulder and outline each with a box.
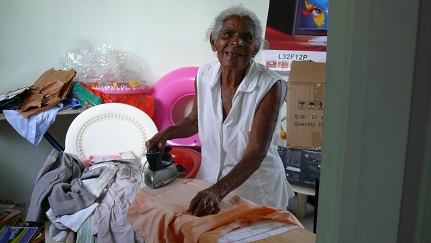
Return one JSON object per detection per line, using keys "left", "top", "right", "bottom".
{"left": 199, "top": 61, "right": 219, "bottom": 72}
{"left": 197, "top": 61, "right": 221, "bottom": 84}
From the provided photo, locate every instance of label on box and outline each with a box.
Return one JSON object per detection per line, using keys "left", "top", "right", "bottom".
{"left": 262, "top": 50, "right": 326, "bottom": 73}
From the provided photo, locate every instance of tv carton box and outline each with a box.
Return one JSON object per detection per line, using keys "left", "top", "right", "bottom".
{"left": 278, "top": 146, "right": 321, "bottom": 188}
{"left": 286, "top": 61, "right": 326, "bottom": 151}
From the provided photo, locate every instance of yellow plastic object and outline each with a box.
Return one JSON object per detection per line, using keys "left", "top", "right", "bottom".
{"left": 280, "top": 126, "right": 286, "bottom": 139}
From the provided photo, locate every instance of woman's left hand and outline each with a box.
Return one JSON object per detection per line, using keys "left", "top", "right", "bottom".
{"left": 188, "top": 187, "right": 221, "bottom": 217}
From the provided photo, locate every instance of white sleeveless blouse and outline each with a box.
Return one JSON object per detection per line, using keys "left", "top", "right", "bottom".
{"left": 196, "top": 60, "right": 294, "bottom": 209}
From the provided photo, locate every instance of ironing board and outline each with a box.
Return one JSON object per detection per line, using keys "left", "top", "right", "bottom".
{"left": 60, "top": 103, "right": 314, "bottom": 242}
{"left": 64, "top": 103, "right": 158, "bottom": 160}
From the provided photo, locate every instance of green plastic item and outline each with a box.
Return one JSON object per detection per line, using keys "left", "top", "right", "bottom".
{"left": 72, "top": 82, "right": 103, "bottom": 108}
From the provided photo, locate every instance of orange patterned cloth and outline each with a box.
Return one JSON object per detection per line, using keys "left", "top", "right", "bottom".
{"left": 127, "top": 179, "right": 302, "bottom": 243}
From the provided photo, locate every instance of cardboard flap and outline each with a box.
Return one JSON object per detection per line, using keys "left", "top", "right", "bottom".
{"left": 289, "top": 61, "right": 326, "bottom": 83}
{"left": 19, "top": 68, "right": 76, "bottom": 117}
{"left": 286, "top": 61, "right": 326, "bottom": 151}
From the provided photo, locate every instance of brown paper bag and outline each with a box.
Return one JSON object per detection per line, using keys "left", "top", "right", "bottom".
{"left": 19, "top": 68, "right": 76, "bottom": 117}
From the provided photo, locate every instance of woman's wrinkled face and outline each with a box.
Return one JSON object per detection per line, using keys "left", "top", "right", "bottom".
{"left": 211, "top": 15, "right": 259, "bottom": 72}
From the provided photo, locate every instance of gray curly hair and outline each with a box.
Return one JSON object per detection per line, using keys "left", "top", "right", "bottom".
{"left": 207, "top": 5, "right": 264, "bottom": 50}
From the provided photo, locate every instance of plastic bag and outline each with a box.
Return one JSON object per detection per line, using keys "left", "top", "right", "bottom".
{"left": 57, "top": 40, "right": 145, "bottom": 84}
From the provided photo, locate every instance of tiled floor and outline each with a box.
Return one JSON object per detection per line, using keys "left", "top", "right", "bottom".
{"left": 287, "top": 195, "right": 316, "bottom": 233}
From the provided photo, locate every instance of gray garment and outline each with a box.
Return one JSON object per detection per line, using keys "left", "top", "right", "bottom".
{"left": 92, "top": 158, "right": 145, "bottom": 243}
{"left": 48, "top": 166, "right": 107, "bottom": 217}
{"left": 47, "top": 165, "right": 117, "bottom": 241}
{"left": 48, "top": 177, "right": 97, "bottom": 217}
{"left": 26, "top": 149, "right": 86, "bottom": 224}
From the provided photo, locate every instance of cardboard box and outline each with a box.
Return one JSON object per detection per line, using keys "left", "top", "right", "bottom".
{"left": 278, "top": 146, "right": 321, "bottom": 188}
{"left": 286, "top": 61, "right": 326, "bottom": 151}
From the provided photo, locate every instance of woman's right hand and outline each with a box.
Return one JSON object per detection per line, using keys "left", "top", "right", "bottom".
{"left": 145, "top": 131, "right": 168, "bottom": 153}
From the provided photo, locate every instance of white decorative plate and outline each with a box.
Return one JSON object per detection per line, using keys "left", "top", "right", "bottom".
{"left": 64, "top": 103, "right": 158, "bottom": 160}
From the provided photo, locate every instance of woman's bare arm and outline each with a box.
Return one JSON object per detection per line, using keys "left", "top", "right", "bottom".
{"left": 188, "top": 80, "right": 284, "bottom": 216}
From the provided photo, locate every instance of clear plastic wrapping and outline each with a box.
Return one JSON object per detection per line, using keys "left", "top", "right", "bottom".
{"left": 57, "top": 40, "right": 145, "bottom": 84}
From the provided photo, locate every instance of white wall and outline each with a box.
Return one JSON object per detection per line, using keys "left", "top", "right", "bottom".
{"left": 0, "top": 0, "right": 269, "bottom": 93}
{"left": 0, "top": 0, "right": 270, "bottom": 203}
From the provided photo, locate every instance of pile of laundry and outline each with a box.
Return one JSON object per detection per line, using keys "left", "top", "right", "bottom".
{"left": 26, "top": 149, "right": 146, "bottom": 243}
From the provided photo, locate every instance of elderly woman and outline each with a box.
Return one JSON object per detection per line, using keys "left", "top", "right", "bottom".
{"left": 146, "top": 5, "right": 294, "bottom": 216}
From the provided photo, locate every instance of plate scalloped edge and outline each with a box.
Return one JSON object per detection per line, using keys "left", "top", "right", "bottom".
{"left": 64, "top": 103, "right": 158, "bottom": 161}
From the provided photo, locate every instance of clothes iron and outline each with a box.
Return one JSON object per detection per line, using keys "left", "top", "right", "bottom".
{"left": 144, "top": 146, "right": 178, "bottom": 189}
